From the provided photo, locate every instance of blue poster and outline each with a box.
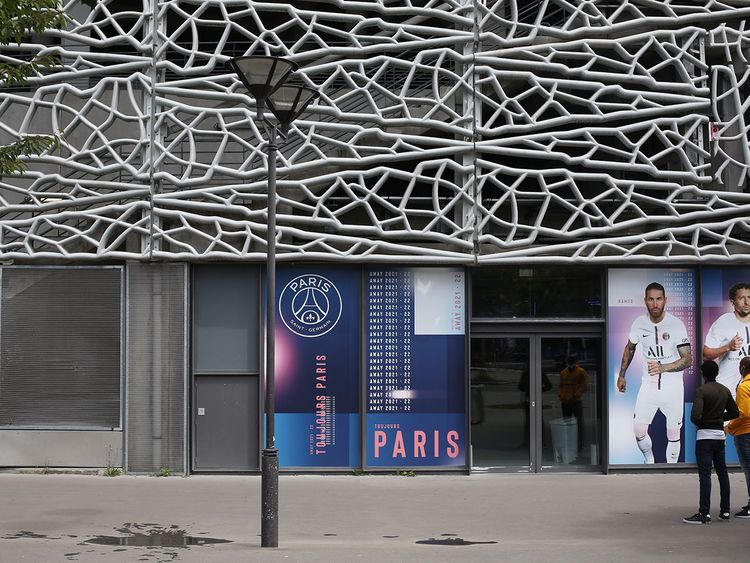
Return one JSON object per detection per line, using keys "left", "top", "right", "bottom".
{"left": 273, "top": 266, "right": 360, "bottom": 468}
{"left": 364, "top": 268, "right": 467, "bottom": 467}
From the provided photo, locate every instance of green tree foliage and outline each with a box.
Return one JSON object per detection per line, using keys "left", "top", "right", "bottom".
{"left": 0, "top": 134, "right": 61, "bottom": 175}
{"left": 0, "top": 0, "right": 67, "bottom": 43}
{"left": 0, "top": 0, "right": 68, "bottom": 175}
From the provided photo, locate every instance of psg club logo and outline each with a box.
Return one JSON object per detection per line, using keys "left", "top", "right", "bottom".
{"left": 662, "top": 332, "right": 670, "bottom": 341}
{"left": 279, "top": 274, "right": 342, "bottom": 338}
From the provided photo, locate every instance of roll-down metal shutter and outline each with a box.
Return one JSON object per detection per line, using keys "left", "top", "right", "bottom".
{"left": 0, "top": 267, "right": 122, "bottom": 428}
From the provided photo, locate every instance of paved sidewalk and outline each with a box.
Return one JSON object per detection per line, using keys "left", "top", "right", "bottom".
{"left": 0, "top": 471, "right": 747, "bottom": 562}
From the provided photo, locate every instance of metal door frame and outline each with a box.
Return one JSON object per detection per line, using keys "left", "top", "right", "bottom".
{"left": 190, "top": 264, "right": 263, "bottom": 473}
{"left": 471, "top": 321, "right": 605, "bottom": 473}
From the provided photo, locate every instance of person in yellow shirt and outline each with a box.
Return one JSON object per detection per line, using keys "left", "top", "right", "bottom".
{"left": 559, "top": 355, "right": 589, "bottom": 452}
{"left": 728, "top": 356, "right": 750, "bottom": 518}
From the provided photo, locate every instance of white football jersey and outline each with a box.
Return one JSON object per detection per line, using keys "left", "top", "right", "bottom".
{"left": 704, "top": 312, "right": 750, "bottom": 393}
{"left": 628, "top": 312, "right": 690, "bottom": 382}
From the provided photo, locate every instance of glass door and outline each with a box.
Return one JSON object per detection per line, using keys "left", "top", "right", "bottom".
{"left": 471, "top": 333, "right": 602, "bottom": 472}
{"left": 471, "top": 337, "right": 531, "bottom": 468}
{"left": 538, "top": 336, "right": 602, "bottom": 471}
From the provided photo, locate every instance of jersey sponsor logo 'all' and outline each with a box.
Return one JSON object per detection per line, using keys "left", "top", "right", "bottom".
{"left": 279, "top": 274, "right": 343, "bottom": 338}
{"left": 647, "top": 345, "right": 665, "bottom": 358}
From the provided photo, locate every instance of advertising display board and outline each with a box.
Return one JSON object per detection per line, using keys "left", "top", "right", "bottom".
{"left": 273, "top": 266, "right": 360, "bottom": 468}
{"left": 607, "top": 269, "right": 697, "bottom": 465}
{"left": 364, "top": 267, "right": 467, "bottom": 468}
{"left": 700, "top": 268, "right": 750, "bottom": 463}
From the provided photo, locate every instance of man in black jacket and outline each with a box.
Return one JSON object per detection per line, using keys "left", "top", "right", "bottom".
{"left": 683, "top": 360, "right": 739, "bottom": 524}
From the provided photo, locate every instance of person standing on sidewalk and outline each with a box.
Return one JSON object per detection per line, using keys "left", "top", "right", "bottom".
{"left": 683, "top": 360, "right": 739, "bottom": 524}
{"left": 728, "top": 356, "right": 750, "bottom": 519}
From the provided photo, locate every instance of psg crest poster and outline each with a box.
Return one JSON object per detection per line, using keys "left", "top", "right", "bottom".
{"left": 272, "top": 266, "right": 360, "bottom": 468}
{"left": 607, "top": 268, "right": 697, "bottom": 465}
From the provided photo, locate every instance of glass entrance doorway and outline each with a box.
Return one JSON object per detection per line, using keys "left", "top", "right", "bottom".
{"left": 470, "top": 334, "right": 602, "bottom": 471}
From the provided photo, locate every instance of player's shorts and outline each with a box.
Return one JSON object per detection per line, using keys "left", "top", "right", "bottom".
{"left": 633, "top": 377, "right": 684, "bottom": 427}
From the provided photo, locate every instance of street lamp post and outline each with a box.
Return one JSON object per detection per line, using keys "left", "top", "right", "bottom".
{"left": 228, "top": 55, "right": 319, "bottom": 548}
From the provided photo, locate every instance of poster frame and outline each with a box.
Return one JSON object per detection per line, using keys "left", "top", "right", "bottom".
{"left": 360, "top": 265, "right": 470, "bottom": 472}
{"left": 270, "top": 263, "right": 362, "bottom": 472}
{"left": 696, "top": 266, "right": 750, "bottom": 466}
{"left": 605, "top": 266, "right": 701, "bottom": 469}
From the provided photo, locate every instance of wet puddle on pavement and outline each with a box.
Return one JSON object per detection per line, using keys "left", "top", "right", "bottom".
{"left": 3, "top": 531, "right": 62, "bottom": 540}
{"left": 3, "top": 524, "right": 231, "bottom": 562}
{"left": 83, "top": 523, "right": 231, "bottom": 548}
{"left": 416, "top": 533, "right": 497, "bottom": 546}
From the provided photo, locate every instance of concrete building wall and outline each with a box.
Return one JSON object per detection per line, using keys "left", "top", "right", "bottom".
{"left": 0, "top": 430, "right": 122, "bottom": 468}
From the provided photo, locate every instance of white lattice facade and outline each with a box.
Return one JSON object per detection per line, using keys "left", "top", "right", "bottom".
{"left": 1, "top": 0, "right": 749, "bottom": 263}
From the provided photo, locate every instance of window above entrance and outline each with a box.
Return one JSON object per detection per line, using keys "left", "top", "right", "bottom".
{"left": 472, "top": 267, "right": 602, "bottom": 319}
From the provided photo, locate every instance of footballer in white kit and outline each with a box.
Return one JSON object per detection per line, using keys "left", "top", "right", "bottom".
{"left": 617, "top": 283, "right": 692, "bottom": 464}
{"left": 703, "top": 283, "right": 750, "bottom": 397}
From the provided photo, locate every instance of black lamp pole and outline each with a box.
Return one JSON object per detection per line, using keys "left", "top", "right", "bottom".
{"left": 227, "top": 55, "right": 319, "bottom": 549}
{"left": 261, "top": 121, "right": 279, "bottom": 548}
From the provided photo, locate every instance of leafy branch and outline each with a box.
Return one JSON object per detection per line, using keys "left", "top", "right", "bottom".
{"left": 0, "top": 134, "right": 61, "bottom": 174}
{"left": 0, "top": 0, "right": 67, "bottom": 45}
{"left": 0, "top": 54, "right": 61, "bottom": 86}
{"left": 0, "top": 0, "right": 68, "bottom": 174}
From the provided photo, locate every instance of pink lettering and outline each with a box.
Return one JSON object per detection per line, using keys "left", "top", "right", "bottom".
{"left": 446, "top": 430, "right": 459, "bottom": 458}
{"left": 414, "top": 431, "right": 426, "bottom": 458}
{"left": 371, "top": 429, "right": 461, "bottom": 460}
{"left": 393, "top": 431, "right": 406, "bottom": 458}
{"left": 374, "top": 431, "right": 386, "bottom": 458}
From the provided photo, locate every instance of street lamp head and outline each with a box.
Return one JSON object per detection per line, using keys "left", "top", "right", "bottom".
{"left": 228, "top": 55, "right": 298, "bottom": 118}
{"left": 266, "top": 84, "right": 320, "bottom": 134}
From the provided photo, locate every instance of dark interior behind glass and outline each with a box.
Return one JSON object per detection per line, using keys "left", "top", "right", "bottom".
{"left": 472, "top": 267, "right": 602, "bottom": 318}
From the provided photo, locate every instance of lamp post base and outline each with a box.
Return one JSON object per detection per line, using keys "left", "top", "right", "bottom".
{"left": 261, "top": 447, "right": 279, "bottom": 547}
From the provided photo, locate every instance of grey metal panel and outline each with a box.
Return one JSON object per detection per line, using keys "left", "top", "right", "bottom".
{"left": 0, "top": 267, "right": 121, "bottom": 428}
{"left": 126, "top": 262, "right": 186, "bottom": 473}
{"left": 183, "top": 263, "right": 189, "bottom": 475}
{"left": 193, "top": 265, "right": 259, "bottom": 373}
{"left": 194, "top": 375, "right": 259, "bottom": 471}
{"left": 123, "top": 263, "right": 130, "bottom": 472}
{"left": 531, "top": 336, "right": 541, "bottom": 473}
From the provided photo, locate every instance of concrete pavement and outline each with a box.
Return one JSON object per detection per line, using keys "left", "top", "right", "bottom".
{"left": 0, "top": 471, "right": 747, "bottom": 562}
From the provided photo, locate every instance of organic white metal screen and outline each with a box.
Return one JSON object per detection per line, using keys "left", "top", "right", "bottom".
{"left": 0, "top": 0, "right": 749, "bottom": 263}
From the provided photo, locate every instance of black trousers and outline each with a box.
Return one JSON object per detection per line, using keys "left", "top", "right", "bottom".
{"left": 696, "top": 439, "right": 730, "bottom": 515}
